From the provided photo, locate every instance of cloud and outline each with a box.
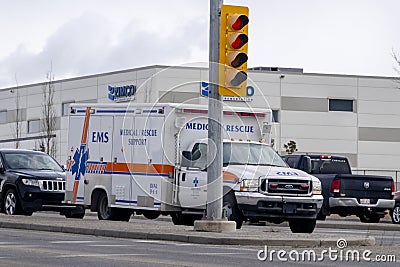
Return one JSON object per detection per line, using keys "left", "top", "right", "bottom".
{"left": 0, "top": 11, "right": 208, "bottom": 89}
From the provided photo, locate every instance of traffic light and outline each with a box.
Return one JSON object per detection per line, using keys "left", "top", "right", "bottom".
{"left": 219, "top": 5, "right": 249, "bottom": 97}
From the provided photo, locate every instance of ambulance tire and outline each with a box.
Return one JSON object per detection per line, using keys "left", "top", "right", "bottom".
{"left": 97, "top": 192, "right": 115, "bottom": 220}
{"left": 223, "top": 191, "right": 243, "bottom": 229}
{"left": 288, "top": 219, "right": 316, "bottom": 233}
{"left": 64, "top": 206, "right": 85, "bottom": 219}
{"left": 112, "top": 208, "right": 132, "bottom": 222}
{"left": 142, "top": 211, "right": 160, "bottom": 220}
{"left": 171, "top": 212, "right": 201, "bottom": 226}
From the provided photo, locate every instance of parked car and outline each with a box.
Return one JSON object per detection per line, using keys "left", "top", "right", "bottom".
{"left": 390, "top": 191, "right": 400, "bottom": 224}
{"left": 282, "top": 154, "right": 395, "bottom": 223}
{"left": 0, "top": 149, "right": 66, "bottom": 215}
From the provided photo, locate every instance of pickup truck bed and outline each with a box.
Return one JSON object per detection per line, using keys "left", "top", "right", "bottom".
{"left": 282, "top": 154, "right": 395, "bottom": 223}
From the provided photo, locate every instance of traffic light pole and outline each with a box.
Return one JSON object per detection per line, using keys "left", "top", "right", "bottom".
{"left": 194, "top": 0, "right": 236, "bottom": 232}
{"left": 207, "top": 0, "right": 223, "bottom": 221}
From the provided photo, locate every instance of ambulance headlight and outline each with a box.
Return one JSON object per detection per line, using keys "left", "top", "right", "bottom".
{"left": 312, "top": 179, "right": 322, "bottom": 195}
{"left": 240, "top": 179, "right": 259, "bottom": 192}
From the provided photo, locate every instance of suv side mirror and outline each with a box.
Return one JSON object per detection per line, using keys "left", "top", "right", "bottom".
{"left": 0, "top": 166, "right": 5, "bottom": 174}
{"left": 303, "top": 156, "right": 312, "bottom": 173}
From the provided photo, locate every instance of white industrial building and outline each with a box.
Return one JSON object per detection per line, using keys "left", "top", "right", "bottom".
{"left": 0, "top": 65, "right": 399, "bottom": 182}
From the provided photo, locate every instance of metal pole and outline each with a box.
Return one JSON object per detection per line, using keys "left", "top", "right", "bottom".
{"left": 207, "top": 0, "right": 223, "bottom": 220}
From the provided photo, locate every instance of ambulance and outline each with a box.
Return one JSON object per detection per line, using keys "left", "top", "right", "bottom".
{"left": 64, "top": 103, "right": 323, "bottom": 233}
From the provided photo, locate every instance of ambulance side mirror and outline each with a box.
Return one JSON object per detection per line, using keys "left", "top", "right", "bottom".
{"left": 181, "top": 151, "right": 194, "bottom": 168}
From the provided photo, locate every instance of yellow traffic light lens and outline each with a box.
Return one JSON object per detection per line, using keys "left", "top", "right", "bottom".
{"left": 228, "top": 52, "right": 248, "bottom": 68}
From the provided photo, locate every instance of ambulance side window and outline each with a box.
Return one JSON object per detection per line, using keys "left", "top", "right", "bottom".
{"left": 191, "top": 143, "right": 207, "bottom": 170}
{"left": 181, "top": 143, "right": 207, "bottom": 170}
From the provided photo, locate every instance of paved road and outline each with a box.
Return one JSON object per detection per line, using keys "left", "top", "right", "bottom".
{"left": 0, "top": 228, "right": 398, "bottom": 267}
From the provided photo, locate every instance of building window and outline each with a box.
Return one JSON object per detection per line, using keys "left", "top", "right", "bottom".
{"left": 329, "top": 99, "right": 353, "bottom": 112}
{"left": 272, "top": 110, "right": 279, "bottom": 123}
{"left": 0, "top": 110, "right": 7, "bottom": 124}
{"left": 28, "top": 119, "right": 41, "bottom": 134}
{"left": 62, "top": 101, "right": 75, "bottom": 116}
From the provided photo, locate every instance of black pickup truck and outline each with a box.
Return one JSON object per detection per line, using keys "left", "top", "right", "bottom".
{"left": 282, "top": 154, "right": 395, "bottom": 223}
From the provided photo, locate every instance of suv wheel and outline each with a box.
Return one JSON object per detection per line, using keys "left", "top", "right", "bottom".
{"left": 391, "top": 203, "right": 400, "bottom": 224}
{"left": 4, "top": 188, "right": 20, "bottom": 215}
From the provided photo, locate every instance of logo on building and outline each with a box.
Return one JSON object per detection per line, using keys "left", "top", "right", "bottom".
{"left": 108, "top": 84, "right": 136, "bottom": 102}
{"left": 200, "top": 81, "right": 254, "bottom": 102}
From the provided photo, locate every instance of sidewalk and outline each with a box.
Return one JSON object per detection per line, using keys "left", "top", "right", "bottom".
{"left": 0, "top": 213, "right": 375, "bottom": 247}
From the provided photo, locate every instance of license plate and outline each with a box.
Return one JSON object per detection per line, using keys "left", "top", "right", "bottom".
{"left": 360, "top": 199, "right": 370, "bottom": 204}
{"left": 283, "top": 203, "right": 297, "bottom": 214}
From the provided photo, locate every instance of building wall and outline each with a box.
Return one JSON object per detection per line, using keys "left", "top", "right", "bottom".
{"left": 0, "top": 65, "right": 399, "bottom": 178}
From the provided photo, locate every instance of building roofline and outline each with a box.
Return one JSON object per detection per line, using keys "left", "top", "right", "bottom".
{"left": 1, "top": 64, "right": 398, "bottom": 92}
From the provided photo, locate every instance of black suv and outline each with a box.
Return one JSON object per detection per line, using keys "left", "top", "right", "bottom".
{"left": 0, "top": 149, "right": 65, "bottom": 215}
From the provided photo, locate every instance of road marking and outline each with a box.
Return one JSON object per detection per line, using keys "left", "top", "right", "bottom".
{"left": 50, "top": 240, "right": 97, "bottom": 244}
{"left": 195, "top": 252, "right": 249, "bottom": 255}
{"left": 53, "top": 253, "right": 151, "bottom": 258}
{"left": 88, "top": 244, "right": 132, "bottom": 247}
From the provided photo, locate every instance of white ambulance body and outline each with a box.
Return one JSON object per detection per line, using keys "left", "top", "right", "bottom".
{"left": 65, "top": 103, "right": 323, "bottom": 233}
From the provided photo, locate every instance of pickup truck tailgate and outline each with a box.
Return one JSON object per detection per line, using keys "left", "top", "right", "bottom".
{"left": 335, "top": 174, "right": 393, "bottom": 199}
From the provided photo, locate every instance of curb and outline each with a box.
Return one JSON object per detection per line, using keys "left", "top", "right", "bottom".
{"left": 0, "top": 220, "right": 375, "bottom": 247}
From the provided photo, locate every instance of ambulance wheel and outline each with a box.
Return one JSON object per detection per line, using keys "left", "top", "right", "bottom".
{"left": 142, "top": 210, "right": 160, "bottom": 220}
{"left": 97, "top": 192, "right": 113, "bottom": 220}
{"left": 223, "top": 191, "right": 243, "bottom": 229}
{"left": 289, "top": 219, "right": 316, "bottom": 233}
{"left": 64, "top": 206, "right": 85, "bottom": 219}
{"left": 171, "top": 212, "right": 201, "bottom": 226}
{"left": 112, "top": 208, "right": 132, "bottom": 222}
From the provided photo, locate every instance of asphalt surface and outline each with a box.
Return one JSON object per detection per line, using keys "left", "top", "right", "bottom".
{"left": 0, "top": 212, "right": 381, "bottom": 248}
{"left": 1, "top": 228, "right": 398, "bottom": 267}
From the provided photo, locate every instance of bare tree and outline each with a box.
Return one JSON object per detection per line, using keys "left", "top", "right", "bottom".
{"left": 12, "top": 74, "right": 22, "bottom": 149}
{"left": 393, "top": 49, "right": 400, "bottom": 75}
{"left": 41, "top": 69, "right": 57, "bottom": 157}
{"left": 392, "top": 49, "right": 400, "bottom": 88}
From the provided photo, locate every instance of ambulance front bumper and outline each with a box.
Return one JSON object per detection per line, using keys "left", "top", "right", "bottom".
{"left": 235, "top": 192, "right": 323, "bottom": 219}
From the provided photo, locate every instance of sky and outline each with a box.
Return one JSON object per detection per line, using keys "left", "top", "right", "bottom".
{"left": 0, "top": 0, "right": 399, "bottom": 89}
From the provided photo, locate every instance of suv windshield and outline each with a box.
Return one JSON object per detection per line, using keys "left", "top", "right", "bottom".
{"left": 3, "top": 152, "right": 63, "bottom": 171}
{"left": 223, "top": 142, "right": 287, "bottom": 167}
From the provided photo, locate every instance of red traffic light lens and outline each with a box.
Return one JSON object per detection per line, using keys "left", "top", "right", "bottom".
{"left": 230, "top": 34, "right": 248, "bottom": 49}
{"left": 231, "top": 15, "right": 249, "bottom": 30}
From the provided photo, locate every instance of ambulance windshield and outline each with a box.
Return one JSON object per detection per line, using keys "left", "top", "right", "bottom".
{"left": 223, "top": 142, "right": 287, "bottom": 167}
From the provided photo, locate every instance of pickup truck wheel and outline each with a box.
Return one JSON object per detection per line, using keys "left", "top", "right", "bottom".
{"left": 391, "top": 204, "right": 400, "bottom": 224}
{"left": 359, "top": 213, "right": 380, "bottom": 223}
{"left": 223, "top": 192, "right": 243, "bottom": 229}
{"left": 3, "top": 189, "right": 21, "bottom": 215}
{"left": 289, "top": 219, "right": 316, "bottom": 233}
{"left": 97, "top": 192, "right": 113, "bottom": 220}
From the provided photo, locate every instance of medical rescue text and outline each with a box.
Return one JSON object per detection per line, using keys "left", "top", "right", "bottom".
{"left": 120, "top": 128, "right": 158, "bottom": 146}
{"left": 185, "top": 122, "right": 254, "bottom": 133}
